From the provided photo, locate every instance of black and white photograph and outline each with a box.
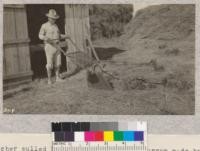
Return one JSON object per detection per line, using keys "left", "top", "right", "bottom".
{"left": 3, "top": 3, "right": 195, "bottom": 114}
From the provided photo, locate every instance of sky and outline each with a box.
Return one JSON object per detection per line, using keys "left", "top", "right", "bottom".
{"left": 133, "top": 2, "right": 162, "bottom": 16}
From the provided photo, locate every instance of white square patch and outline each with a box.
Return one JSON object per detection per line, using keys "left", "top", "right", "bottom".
{"left": 74, "top": 132, "right": 84, "bottom": 142}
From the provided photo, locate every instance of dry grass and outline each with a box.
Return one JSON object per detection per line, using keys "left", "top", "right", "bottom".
{"left": 3, "top": 38, "right": 195, "bottom": 115}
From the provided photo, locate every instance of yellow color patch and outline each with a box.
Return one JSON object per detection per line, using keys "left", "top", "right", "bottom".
{"left": 104, "top": 131, "right": 114, "bottom": 141}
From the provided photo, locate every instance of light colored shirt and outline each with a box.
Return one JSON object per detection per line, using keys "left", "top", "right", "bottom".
{"left": 39, "top": 22, "right": 60, "bottom": 42}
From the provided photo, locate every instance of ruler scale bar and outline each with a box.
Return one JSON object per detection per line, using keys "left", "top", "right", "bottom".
{"left": 52, "top": 143, "right": 147, "bottom": 151}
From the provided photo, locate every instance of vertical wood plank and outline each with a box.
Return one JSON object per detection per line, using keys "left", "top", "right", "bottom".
{"left": 18, "top": 44, "right": 31, "bottom": 72}
{"left": 76, "top": 5, "right": 81, "bottom": 51}
{"left": 85, "top": 4, "right": 90, "bottom": 39}
{"left": 3, "top": 7, "right": 17, "bottom": 41}
{"left": 82, "top": 5, "right": 89, "bottom": 48}
{"left": 65, "top": 4, "right": 70, "bottom": 69}
{"left": 4, "top": 8, "right": 19, "bottom": 76}
{"left": 64, "top": 4, "right": 70, "bottom": 69}
{"left": 77, "top": 5, "right": 84, "bottom": 51}
{"left": 3, "top": 5, "right": 33, "bottom": 85}
{"left": 64, "top": 4, "right": 90, "bottom": 72}
{"left": 15, "top": 6, "right": 31, "bottom": 73}
{"left": 65, "top": 5, "right": 71, "bottom": 38}
{"left": 4, "top": 45, "right": 19, "bottom": 76}
{"left": 73, "top": 5, "right": 79, "bottom": 53}
{"left": 71, "top": 5, "right": 78, "bottom": 68}
{"left": 15, "top": 6, "right": 28, "bottom": 39}
{"left": 80, "top": 5, "right": 85, "bottom": 51}
{"left": 68, "top": 5, "right": 76, "bottom": 53}
{"left": 82, "top": 5, "right": 91, "bottom": 57}
{"left": 65, "top": 4, "right": 77, "bottom": 71}
{"left": 3, "top": 48, "right": 7, "bottom": 77}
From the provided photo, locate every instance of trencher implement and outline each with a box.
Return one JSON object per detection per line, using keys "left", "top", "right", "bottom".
{"left": 47, "top": 36, "right": 115, "bottom": 90}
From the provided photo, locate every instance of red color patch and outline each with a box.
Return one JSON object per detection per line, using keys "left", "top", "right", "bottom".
{"left": 94, "top": 131, "right": 104, "bottom": 141}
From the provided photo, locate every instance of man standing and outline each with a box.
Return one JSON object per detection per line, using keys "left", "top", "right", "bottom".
{"left": 39, "top": 9, "right": 68, "bottom": 84}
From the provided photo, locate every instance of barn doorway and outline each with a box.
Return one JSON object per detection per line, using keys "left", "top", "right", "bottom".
{"left": 26, "top": 4, "right": 67, "bottom": 79}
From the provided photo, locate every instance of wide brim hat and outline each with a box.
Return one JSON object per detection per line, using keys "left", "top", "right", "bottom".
{"left": 46, "top": 9, "right": 59, "bottom": 19}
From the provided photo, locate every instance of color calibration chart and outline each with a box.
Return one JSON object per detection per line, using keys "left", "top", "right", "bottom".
{"left": 51, "top": 121, "right": 147, "bottom": 151}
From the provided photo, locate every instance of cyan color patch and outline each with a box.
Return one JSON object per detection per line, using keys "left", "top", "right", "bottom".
{"left": 123, "top": 131, "right": 134, "bottom": 141}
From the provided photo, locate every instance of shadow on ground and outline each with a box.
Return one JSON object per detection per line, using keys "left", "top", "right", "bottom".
{"left": 94, "top": 47, "right": 126, "bottom": 60}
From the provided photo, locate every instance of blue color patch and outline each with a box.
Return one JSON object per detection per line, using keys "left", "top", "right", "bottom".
{"left": 123, "top": 131, "right": 134, "bottom": 141}
{"left": 134, "top": 131, "right": 144, "bottom": 141}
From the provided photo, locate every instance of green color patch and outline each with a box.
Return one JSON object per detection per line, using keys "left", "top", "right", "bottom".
{"left": 114, "top": 131, "right": 124, "bottom": 141}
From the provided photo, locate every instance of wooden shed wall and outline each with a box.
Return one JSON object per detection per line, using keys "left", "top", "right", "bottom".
{"left": 3, "top": 4, "right": 90, "bottom": 88}
{"left": 3, "top": 5, "right": 33, "bottom": 89}
{"left": 64, "top": 4, "right": 91, "bottom": 72}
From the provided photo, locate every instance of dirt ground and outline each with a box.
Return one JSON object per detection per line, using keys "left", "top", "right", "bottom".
{"left": 3, "top": 37, "right": 194, "bottom": 114}
{"left": 3, "top": 4, "right": 195, "bottom": 115}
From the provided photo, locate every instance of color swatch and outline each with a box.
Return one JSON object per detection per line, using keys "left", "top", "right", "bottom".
{"left": 53, "top": 131, "right": 144, "bottom": 142}
{"left": 114, "top": 131, "right": 123, "bottom": 141}
{"left": 104, "top": 131, "right": 114, "bottom": 141}
{"left": 75, "top": 132, "right": 84, "bottom": 142}
{"left": 95, "top": 131, "right": 104, "bottom": 141}
{"left": 123, "top": 131, "right": 134, "bottom": 141}
{"left": 52, "top": 122, "right": 146, "bottom": 142}
{"left": 52, "top": 122, "right": 146, "bottom": 132}
{"left": 52, "top": 122, "right": 119, "bottom": 132}
{"left": 85, "top": 131, "right": 95, "bottom": 141}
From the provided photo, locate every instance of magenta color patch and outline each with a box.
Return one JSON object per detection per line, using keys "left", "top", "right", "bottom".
{"left": 85, "top": 131, "right": 95, "bottom": 141}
